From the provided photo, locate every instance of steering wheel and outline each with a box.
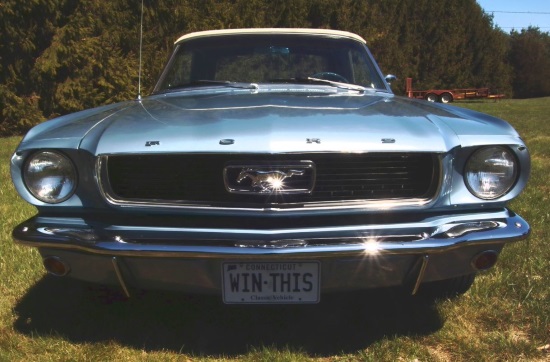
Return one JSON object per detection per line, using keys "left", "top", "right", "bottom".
{"left": 311, "top": 72, "right": 349, "bottom": 83}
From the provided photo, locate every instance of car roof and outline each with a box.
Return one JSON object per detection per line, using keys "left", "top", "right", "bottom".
{"left": 174, "top": 28, "right": 367, "bottom": 45}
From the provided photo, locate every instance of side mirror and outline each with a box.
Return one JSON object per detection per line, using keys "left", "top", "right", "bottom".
{"left": 385, "top": 74, "right": 397, "bottom": 85}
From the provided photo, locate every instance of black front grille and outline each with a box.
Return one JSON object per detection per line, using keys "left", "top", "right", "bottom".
{"left": 102, "top": 153, "right": 439, "bottom": 206}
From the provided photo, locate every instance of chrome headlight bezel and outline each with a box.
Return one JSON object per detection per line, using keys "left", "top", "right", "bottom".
{"left": 23, "top": 151, "right": 78, "bottom": 204}
{"left": 464, "top": 146, "right": 519, "bottom": 200}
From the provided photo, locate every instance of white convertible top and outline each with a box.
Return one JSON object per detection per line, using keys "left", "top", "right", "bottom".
{"left": 175, "top": 28, "right": 366, "bottom": 44}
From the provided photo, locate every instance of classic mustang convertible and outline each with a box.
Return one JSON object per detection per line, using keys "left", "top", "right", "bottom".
{"left": 11, "top": 28, "right": 530, "bottom": 303}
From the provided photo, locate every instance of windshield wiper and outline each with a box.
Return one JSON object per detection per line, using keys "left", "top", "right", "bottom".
{"left": 162, "top": 80, "right": 258, "bottom": 93}
{"left": 190, "top": 80, "right": 258, "bottom": 89}
{"left": 269, "top": 77, "right": 366, "bottom": 92}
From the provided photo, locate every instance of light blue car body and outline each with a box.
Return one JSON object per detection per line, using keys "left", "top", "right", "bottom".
{"left": 11, "top": 29, "right": 530, "bottom": 302}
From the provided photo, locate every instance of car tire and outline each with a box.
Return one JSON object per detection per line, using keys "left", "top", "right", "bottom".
{"left": 425, "top": 93, "right": 438, "bottom": 102}
{"left": 440, "top": 93, "right": 453, "bottom": 103}
{"left": 418, "top": 273, "right": 476, "bottom": 300}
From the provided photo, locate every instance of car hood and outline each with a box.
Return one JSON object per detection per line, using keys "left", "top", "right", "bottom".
{"left": 19, "top": 90, "right": 522, "bottom": 155}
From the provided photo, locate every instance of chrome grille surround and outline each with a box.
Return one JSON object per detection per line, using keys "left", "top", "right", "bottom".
{"left": 97, "top": 153, "right": 442, "bottom": 211}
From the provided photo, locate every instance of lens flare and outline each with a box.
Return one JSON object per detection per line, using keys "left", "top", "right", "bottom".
{"left": 362, "top": 238, "right": 381, "bottom": 255}
{"left": 267, "top": 175, "right": 285, "bottom": 191}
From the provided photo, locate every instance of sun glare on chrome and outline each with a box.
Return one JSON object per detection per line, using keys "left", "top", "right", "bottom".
{"left": 362, "top": 238, "right": 381, "bottom": 255}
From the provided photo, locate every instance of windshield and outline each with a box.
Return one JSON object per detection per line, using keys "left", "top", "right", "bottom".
{"left": 154, "top": 34, "right": 388, "bottom": 93}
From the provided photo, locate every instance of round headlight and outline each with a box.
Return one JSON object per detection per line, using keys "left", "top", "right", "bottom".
{"left": 464, "top": 146, "right": 518, "bottom": 200}
{"left": 23, "top": 151, "right": 77, "bottom": 204}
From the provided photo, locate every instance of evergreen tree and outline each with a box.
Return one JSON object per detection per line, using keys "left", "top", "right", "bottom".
{"left": 508, "top": 27, "right": 550, "bottom": 98}
{"left": 31, "top": 1, "right": 140, "bottom": 117}
{"left": 0, "top": 0, "right": 76, "bottom": 134}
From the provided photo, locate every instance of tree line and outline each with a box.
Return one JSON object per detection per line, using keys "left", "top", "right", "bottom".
{"left": 1, "top": 0, "right": 549, "bottom": 136}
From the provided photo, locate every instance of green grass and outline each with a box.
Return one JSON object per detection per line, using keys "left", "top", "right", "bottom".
{"left": 1, "top": 98, "right": 549, "bottom": 361}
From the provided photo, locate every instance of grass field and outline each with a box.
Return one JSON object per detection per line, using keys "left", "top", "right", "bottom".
{"left": 0, "top": 98, "right": 548, "bottom": 361}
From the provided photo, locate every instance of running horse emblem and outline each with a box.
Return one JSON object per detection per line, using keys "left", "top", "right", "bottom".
{"left": 237, "top": 169, "right": 305, "bottom": 192}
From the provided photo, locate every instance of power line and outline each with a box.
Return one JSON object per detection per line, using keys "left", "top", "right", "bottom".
{"left": 485, "top": 10, "right": 550, "bottom": 30}
{"left": 486, "top": 11, "right": 550, "bottom": 15}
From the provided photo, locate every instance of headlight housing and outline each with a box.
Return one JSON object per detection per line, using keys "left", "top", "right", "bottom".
{"left": 23, "top": 151, "right": 77, "bottom": 204}
{"left": 464, "top": 146, "right": 518, "bottom": 200}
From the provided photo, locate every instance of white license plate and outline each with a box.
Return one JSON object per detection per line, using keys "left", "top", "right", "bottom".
{"left": 222, "top": 262, "right": 320, "bottom": 304}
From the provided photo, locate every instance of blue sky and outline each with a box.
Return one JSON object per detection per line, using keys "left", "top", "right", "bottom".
{"left": 476, "top": 0, "right": 550, "bottom": 32}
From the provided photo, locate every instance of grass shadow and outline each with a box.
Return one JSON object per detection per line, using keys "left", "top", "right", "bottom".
{"left": 13, "top": 275, "right": 444, "bottom": 356}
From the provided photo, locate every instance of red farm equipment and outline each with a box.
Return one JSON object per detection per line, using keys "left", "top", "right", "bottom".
{"left": 406, "top": 78, "right": 505, "bottom": 103}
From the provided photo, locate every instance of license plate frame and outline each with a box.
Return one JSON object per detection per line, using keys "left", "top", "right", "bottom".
{"left": 222, "top": 261, "right": 320, "bottom": 304}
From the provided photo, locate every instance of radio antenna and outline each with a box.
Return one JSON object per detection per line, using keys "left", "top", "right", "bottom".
{"left": 137, "top": 0, "right": 144, "bottom": 101}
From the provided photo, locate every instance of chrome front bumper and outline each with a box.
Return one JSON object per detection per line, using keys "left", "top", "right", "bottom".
{"left": 13, "top": 208, "right": 529, "bottom": 296}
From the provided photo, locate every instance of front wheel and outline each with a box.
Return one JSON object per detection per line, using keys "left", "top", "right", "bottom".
{"left": 418, "top": 273, "right": 476, "bottom": 300}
